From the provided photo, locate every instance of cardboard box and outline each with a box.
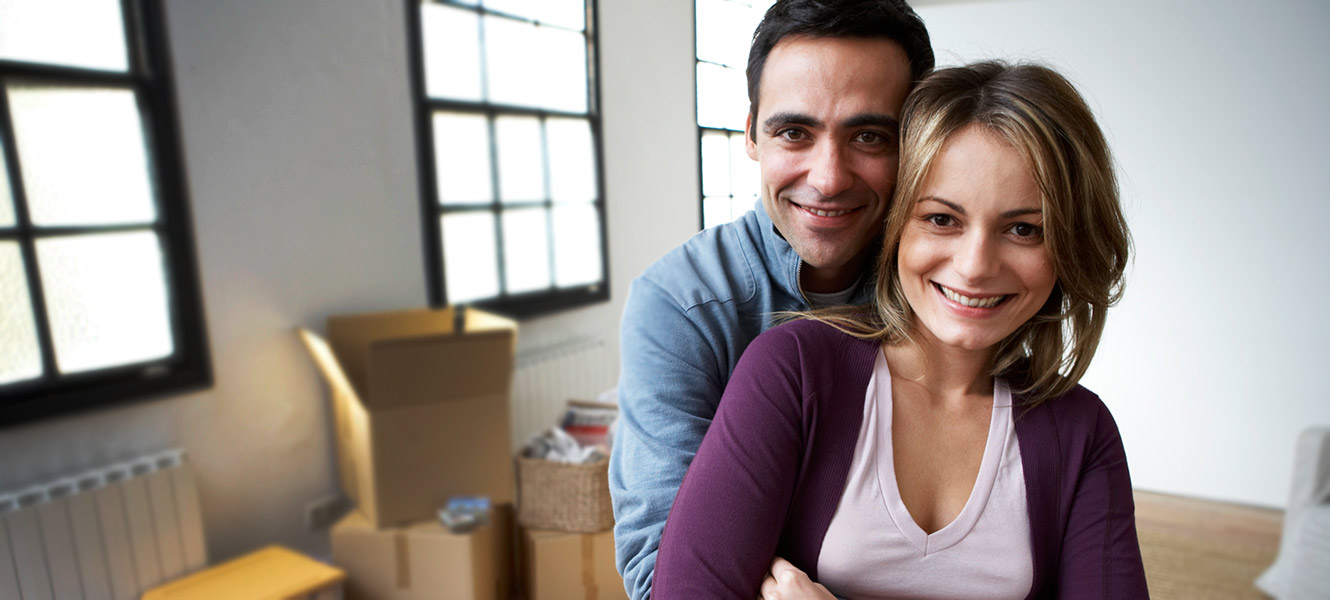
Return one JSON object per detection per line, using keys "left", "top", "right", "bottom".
{"left": 141, "top": 545, "right": 344, "bottom": 600}
{"left": 522, "top": 528, "right": 627, "bottom": 600}
{"left": 332, "top": 507, "right": 513, "bottom": 600}
{"left": 299, "top": 306, "right": 517, "bottom": 528}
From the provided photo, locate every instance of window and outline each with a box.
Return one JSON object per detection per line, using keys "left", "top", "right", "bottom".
{"left": 0, "top": 0, "right": 210, "bottom": 424}
{"left": 407, "top": 0, "right": 608, "bottom": 318}
{"left": 696, "top": 0, "right": 772, "bottom": 230}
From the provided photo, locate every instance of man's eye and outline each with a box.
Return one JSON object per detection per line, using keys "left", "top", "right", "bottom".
{"left": 856, "top": 131, "right": 888, "bottom": 145}
{"left": 777, "top": 128, "right": 806, "bottom": 141}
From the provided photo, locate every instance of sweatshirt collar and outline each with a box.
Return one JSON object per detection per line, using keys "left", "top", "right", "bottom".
{"left": 753, "top": 200, "right": 876, "bottom": 307}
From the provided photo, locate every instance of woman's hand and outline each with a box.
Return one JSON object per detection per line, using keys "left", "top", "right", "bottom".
{"left": 759, "top": 557, "right": 836, "bottom": 600}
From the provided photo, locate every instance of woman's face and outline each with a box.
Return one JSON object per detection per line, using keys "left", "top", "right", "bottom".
{"left": 897, "top": 125, "right": 1056, "bottom": 354}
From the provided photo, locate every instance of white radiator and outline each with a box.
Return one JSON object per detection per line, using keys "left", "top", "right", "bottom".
{"left": 0, "top": 449, "right": 206, "bottom": 600}
{"left": 510, "top": 337, "right": 616, "bottom": 453}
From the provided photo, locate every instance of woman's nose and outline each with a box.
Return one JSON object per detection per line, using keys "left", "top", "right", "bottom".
{"left": 954, "top": 232, "right": 1000, "bottom": 282}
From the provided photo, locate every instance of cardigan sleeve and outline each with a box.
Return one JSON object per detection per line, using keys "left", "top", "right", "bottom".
{"left": 1054, "top": 397, "right": 1150, "bottom": 598}
{"left": 651, "top": 324, "right": 810, "bottom": 599}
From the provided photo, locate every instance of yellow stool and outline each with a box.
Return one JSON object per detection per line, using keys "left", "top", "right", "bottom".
{"left": 141, "top": 545, "right": 345, "bottom": 600}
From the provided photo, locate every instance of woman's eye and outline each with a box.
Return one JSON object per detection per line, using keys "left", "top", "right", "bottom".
{"left": 1009, "top": 222, "right": 1044, "bottom": 240}
{"left": 925, "top": 214, "right": 954, "bottom": 228}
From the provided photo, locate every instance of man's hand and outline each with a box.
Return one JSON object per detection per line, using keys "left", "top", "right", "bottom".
{"left": 759, "top": 557, "right": 836, "bottom": 600}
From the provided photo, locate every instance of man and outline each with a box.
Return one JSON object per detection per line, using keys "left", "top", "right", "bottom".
{"left": 610, "top": 1, "right": 933, "bottom": 598}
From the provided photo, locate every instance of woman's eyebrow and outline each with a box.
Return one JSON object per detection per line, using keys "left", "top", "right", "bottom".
{"left": 919, "top": 197, "right": 964, "bottom": 213}
{"left": 1001, "top": 207, "right": 1042, "bottom": 218}
{"left": 918, "top": 197, "right": 1043, "bottom": 219}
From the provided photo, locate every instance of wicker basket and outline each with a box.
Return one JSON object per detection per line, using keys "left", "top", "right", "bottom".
{"left": 516, "top": 455, "right": 614, "bottom": 533}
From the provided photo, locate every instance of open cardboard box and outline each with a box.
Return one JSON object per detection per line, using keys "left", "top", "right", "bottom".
{"left": 299, "top": 306, "right": 517, "bottom": 528}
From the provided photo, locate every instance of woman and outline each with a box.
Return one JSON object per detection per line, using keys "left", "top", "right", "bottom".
{"left": 652, "top": 61, "right": 1147, "bottom": 599}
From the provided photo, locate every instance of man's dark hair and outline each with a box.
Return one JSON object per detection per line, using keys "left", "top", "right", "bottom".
{"left": 746, "top": 0, "right": 934, "bottom": 140}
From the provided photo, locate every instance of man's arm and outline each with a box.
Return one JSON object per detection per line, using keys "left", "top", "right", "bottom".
{"left": 610, "top": 277, "right": 727, "bottom": 600}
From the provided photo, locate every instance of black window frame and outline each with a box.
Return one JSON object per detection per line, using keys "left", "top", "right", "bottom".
{"left": 0, "top": 0, "right": 211, "bottom": 426}
{"left": 405, "top": 0, "right": 611, "bottom": 320}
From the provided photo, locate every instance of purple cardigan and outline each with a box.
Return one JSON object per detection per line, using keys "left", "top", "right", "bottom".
{"left": 653, "top": 319, "right": 1148, "bottom": 599}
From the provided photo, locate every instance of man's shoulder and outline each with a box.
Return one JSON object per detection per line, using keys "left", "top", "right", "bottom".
{"left": 746, "top": 317, "right": 876, "bottom": 365}
{"left": 635, "top": 213, "right": 768, "bottom": 310}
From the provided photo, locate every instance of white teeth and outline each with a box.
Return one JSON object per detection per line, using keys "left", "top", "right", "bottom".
{"left": 939, "top": 284, "right": 1005, "bottom": 308}
{"left": 806, "top": 207, "right": 849, "bottom": 217}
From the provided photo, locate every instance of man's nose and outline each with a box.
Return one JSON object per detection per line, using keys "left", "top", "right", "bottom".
{"left": 954, "top": 232, "right": 1001, "bottom": 282}
{"left": 806, "top": 142, "right": 853, "bottom": 198}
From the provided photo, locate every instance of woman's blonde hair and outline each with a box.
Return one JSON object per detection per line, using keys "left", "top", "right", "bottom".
{"left": 811, "top": 61, "right": 1130, "bottom": 404}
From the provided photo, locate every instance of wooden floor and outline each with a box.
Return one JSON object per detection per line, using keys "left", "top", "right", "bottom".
{"left": 1134, "top": 490, "right": 1283, "bottom": 599}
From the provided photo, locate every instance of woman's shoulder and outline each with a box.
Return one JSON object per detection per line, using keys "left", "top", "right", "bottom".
{"left": 1016, "top": 383, "right": 1126, "bottom": 449}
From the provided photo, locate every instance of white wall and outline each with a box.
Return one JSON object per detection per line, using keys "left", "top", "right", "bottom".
{"left": 0, "top": 0, "right": 700, "bottom": 562}
{"left": 914, "top": 0, "right": 1330, "bottom": 508}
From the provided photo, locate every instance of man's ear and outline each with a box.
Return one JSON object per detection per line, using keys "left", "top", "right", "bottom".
{"left": 745, "top": 112, "right": 758, "bottom": 160}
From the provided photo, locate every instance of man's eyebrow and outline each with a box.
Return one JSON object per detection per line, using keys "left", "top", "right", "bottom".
{"left": 762, "top": 112, "right": 822, "bottom": 133}
{"left": 843, "top": 113, "right": 900, "bottom": 131}
{"left": 919, "top": 197, "right": 1043, "bottom": 219}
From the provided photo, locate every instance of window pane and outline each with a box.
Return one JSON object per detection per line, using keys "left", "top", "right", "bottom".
{"left": 484, "top": 0, "right": 585, "bottom": 31}
{"left": 485, "top": 16, "right": 588, "bottom": 113}
{"left": 703, "top": 196, "right": 733, "bottom": 229}
{"left": 36, "top": 231, "right": 174, "bottom": 374}
{"left": 442, "top": 212, "right": 500, "bottom": 303}
{"left": 433, "top": 112, "right": 493, "bottom": 204}
{"left": 495, "top": 116, "right": 545, "bottom": 202}
{"left": 701, "top": 130, "right": 731, "bottom": 198}
{"left": 552, "top": 203, "right": 601, "bottom": 288}
{"left": 546, "top": 118, "right": 596, "bottom": 203}
{"left": 696, "top": 0, "right": 762, "bottom": 69}
{"left": 421, "top": 3, "right": 483, "bottom": 102}
{"left": 729, "top": 132, "right": 759, "bottom": 200}
{"left": 502, "top": 207, "right": 551, "bottom": 294}
{"left": 696, "top": 63, "right": 748, "bottom": 131}
{"left": 0, "top": 140, "right": 14, "bottom": 227}
{"left": 0, "top": 242, "right": 42, "bottom": 385}
{"left": 0, "top": 0, "right": 129, "bottom": 72}
{"left": 8, "top": 85, "right": 156, "bottom": 227}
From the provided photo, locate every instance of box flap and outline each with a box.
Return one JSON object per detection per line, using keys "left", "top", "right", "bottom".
{"left": 298, "top": 328, "right": 376, "bottom": 514}
{"left": 298, "top": 328, "right": 359, "bottom": 403}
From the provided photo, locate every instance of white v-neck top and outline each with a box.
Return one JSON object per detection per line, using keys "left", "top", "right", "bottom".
{"left": 817, "top": 350, "right": 1032, "bottom": 599}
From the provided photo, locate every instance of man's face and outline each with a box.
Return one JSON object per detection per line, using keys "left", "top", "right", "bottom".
{"left": 746, "top": 35, "right": 912, "bottom": 293}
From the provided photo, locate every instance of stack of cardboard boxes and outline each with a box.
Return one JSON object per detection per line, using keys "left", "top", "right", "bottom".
{"left": 301, "top": 306, "right": 626, "bottom": 600}
{"left": 301, "top": 307, "right": 517, "bottom": 599}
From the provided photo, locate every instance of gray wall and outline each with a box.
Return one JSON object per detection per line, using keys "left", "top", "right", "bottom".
{"left": 0, "top": 0, "right": 700, "bottom": 562}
